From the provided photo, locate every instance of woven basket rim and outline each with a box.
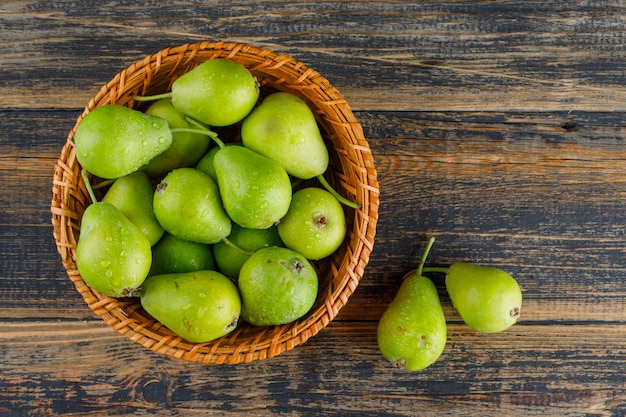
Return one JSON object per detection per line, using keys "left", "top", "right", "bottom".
{"left": 51, "top": 40, "right": 379, "bottom": 364}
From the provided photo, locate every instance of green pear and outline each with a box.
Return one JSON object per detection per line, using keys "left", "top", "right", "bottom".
{"left": 213, "top": 146, "right": 292, "bottom": 229}
{"left": 377, "top": 270, "right": 447, "bottom": 371}
{"left": 241, "top": 92, "right": 329, "bottom": 180}
{"left": 149, "top": 233, "right": 215, "bottom": 277}
{"left": 238, "top": 246, "right": 318, "bottom": 326}
{"left": 445, "top": 263, "right": 522, "bottom": 333}
{"left": 277, "top": 187, "right": 346, "bottom": 260}
{"left": 74, "top": 104, "right": 172, "bottom": 179}
{"left": 102, "top": 171, "right": 164, "bottom": 246}
{"left": 153, "top": 167, "right": 231, "bottom": 244}
{"left": 171, "top": 59, "right": 259, "bottom": 127}
{"left": 213, "top": 223, "right": 283, "bottom": 278}
{"left": 141, "top": 98, "right": 212, "bottom": 178}
{"left": 139, "top": 270, "right": 241, "bottom": 343}
{"left": 76, "top": 201, "right": 152, "bottom": 297}
{"left": 377, "top": 237, "right": 447, "bottom": 370}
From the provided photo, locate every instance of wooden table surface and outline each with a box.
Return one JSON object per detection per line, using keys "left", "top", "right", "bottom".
{"left": 2, "top": 1, "right": 625, "bottom": 416}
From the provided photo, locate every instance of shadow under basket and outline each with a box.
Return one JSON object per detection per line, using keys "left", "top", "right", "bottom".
{"left": 51, "top": 41, "right": 379, "bottom": 364}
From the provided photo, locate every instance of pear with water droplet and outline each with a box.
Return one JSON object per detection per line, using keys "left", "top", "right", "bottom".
{"left": 153, "top": 167, "right": 231, "bottom": 244}
{"left": 149, "top": 233, "right": 215, "bottom": 277}
{"left": 238, "top": 246, "right": 318, "bottom": 326}
{"left": 76, "top": 172, "right": 152, "bottom": 297}
{"left": 135, "top": 59, "right": 259, "bottom": 127}
{"left": 141, "top": 98, "right": 211, "bottom": 178}
{"left": 172, "top": 59, "right": 258, "bottom": 126}
{"left": 102, "top": 171, "right": 164, "bottom": 246}
{"left": 377, "top": 238, "right": 447, "bottom": 370}
{"left": 139, "top": 270, "right": 241, "bottom": 343}
{"left": 214, "top": 145, "right": 292, "bottom": 229}
{"left": 445, "top": 263, "right": 522, "bottom": 333}
{"left": 240, "top": 91, "right": 360, "bottom": 211}
{"left": 277, "top": 187, "right": 346, "bottom": 260}
{"left": 74, "top": 104, "right": 172, "bottom": 179}
{"left": 241, "top": 92, "right": 328, "bottom": 180}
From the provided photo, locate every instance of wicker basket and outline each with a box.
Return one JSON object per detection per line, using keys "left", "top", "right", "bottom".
{"left": 51, "top": 41, "right": 379, "bottom": 364}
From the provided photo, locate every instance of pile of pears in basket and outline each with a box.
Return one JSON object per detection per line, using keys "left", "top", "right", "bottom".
{"left": 73, "top": 59, "right": 359, "bottom": 344}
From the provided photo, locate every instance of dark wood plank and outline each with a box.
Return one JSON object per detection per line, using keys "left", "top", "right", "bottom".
{"left": 1, "top": 1, "right": 624, "bottom": 111}
{"left": 2, "top": 321, "right": 626, "bottom": 416}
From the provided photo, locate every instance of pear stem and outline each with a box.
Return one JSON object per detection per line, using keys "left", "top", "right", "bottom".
{"left": 184, "top": 115, "right": 211, "bottom": 130}
{"left": 221, "top": 237, "right": 255, "bottom": 256}
{"left": 170, "top": 128, "right": 225, "bottom": 149}
{"left": 91, "top": 178, "right": 116, "bottom": 190}
{"left": 291, "top": 179, "right": 303, "bottom": 189}
{"left": 81, "top": 169, "right": 98, "bottom": 204}
{"left": 416, "top": 236, "right": 436, "bottom": 277}
{"left": 133, "top": 92, "right": 173, "bottom": 102}
{"left": 315, "top": 174, "right": 361, "bottom": 210}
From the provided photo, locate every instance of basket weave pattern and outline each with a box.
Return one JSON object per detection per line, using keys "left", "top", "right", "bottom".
{"left": 51, "top": 41, "right": 379, "bottom": 364}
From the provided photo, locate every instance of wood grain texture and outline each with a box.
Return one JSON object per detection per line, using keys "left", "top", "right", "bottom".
{"left": 1, "top": 1, "right": 625, "bottom": 111}
{"left": 2, "top": 321, "right": 626, "bottom": 416}
{"left": 1, "top": 0, "right": 626, "bottom": 416}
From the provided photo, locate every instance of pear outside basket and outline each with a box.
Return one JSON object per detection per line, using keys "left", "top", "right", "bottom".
{"left": 51, "top": 41, "right": 379, "bottom": 364}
